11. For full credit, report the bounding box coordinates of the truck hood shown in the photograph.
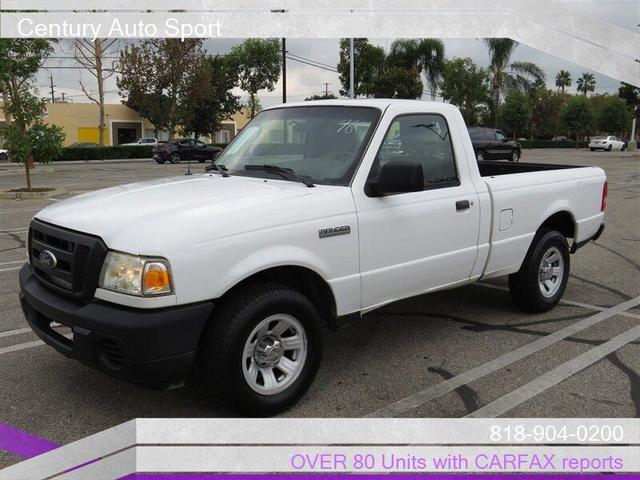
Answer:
[35,174,344,254]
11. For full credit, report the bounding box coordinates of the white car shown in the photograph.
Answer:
[121,138,158,147]
[19,100,606,415]
[0,148,8,161]
[589,136,626,152]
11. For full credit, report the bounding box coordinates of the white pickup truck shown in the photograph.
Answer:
[20,100,606,414]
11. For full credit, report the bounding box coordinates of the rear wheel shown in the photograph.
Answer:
[509,229,570,312]
[607,144,613,152]
[511,150,520,162]
[198,282,323,415]
[169,152,181,164]
[155,157,166,164]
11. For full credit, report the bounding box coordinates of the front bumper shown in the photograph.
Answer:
[19,265,214,389]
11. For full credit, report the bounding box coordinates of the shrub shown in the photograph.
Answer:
[56,143,228,161]
[520,140,588,149]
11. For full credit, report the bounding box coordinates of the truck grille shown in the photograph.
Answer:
[28,219,108,301]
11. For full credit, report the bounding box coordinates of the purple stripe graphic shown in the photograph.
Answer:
[119,475,640,480]
[0,423,59,459]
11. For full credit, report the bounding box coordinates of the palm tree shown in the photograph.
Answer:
[576,72,596,96]
[484,38,545,125]
[555,70,572,93]
[387,38,445,100]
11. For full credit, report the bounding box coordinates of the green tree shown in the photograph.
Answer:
[618,82,639,120]
[387,39,445,100]
[498,91,531,139]
[117,39,204,138]
[370,66,423,99]
[0,39,64,190]
[561,96,593,144]
[484,38,545,126]
[179,55,240,140]
[439,57,490,126]
[527,86,566,139]
[337,38,385,97]
[228,39,281,119]
[576,72,596,96]
[591,95,632,135]
[555,70,572,94]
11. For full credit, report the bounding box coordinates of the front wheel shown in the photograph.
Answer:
[169,153,181,164]
[198,283,323,415]
[508,229,570,312]
[607,144,613,152]
[511,150,520,162]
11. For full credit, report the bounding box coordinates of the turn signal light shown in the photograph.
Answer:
[143,262,172,295]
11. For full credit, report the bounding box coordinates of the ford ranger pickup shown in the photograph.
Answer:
[19,100,606,414]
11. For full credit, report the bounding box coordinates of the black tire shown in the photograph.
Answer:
[607,144,613,152]
[169,152,181,164]
[590,148,596,152]
[198,282,323,415]
[508,229,570,313]
[622,145,627,152]
[476,151,485,161]
[0,152,7,162]
[511,150,520,162]
[155,157,166,164]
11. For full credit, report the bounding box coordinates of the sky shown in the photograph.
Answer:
[34,0,639,109]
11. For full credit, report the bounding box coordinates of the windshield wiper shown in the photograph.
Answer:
[244,164,315,188]
[205,163,230,177]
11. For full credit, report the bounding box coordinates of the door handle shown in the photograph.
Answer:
[456,200,471,211]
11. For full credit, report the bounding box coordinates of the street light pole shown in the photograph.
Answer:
[349,38,355,99]
[282,38,287,103]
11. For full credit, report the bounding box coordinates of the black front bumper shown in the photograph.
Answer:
[19,265,214,389]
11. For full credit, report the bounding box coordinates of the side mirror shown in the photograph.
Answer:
[368,161,424,196]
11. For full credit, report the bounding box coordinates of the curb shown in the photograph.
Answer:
[0,158,154,168]
[0,187,67,200]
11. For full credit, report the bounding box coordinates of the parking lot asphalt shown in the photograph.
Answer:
[1,149,638,468]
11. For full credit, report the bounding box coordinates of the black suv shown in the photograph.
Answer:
[153,139,222,164]
[468,127,522,162]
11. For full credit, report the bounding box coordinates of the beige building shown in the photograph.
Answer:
[0,102,250,147]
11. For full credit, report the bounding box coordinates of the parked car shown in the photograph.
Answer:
[468,127,522,162]
[0,148,8,161]
[20,100,606,415]
[69,142,99,148]
[589,136,626,152]
[121,138,158,147]
[551,136,568,142]
[153,139,222,164]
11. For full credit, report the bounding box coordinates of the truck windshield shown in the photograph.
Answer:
[215,106,380,186]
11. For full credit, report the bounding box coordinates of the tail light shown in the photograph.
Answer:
[601,181,608,212]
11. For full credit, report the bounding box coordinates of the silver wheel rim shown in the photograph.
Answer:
[513,151,520,162]
[242,314,308,395]
[538,246,564,298]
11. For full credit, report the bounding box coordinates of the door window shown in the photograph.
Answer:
[194,140,206,148]
[371,114,459,190]
[495,131,508,142]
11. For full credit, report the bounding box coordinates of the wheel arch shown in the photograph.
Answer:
[217,264,338,329]
[538,210,576,240]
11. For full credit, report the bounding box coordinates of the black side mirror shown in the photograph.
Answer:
[369,161,424,196]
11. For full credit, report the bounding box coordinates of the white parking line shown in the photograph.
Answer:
[0,229,27,236]
[0,266,22,273]
[0,260,24,266]
[366,295,640,417]
[0,339,44,355]
[467,323,640,418]
[476,282,640,320]
[0,327,31,338]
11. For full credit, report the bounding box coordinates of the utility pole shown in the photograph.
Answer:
[349,38,355,98]
[282,38,287,103]
[324,83,330,96]
[49,74,55,104]
[61,92,66,103]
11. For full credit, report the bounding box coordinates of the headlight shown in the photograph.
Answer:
[99,251,172,296]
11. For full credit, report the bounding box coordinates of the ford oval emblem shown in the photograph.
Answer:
[39,250,57,269]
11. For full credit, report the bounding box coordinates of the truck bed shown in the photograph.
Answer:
[478,160,587,177]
